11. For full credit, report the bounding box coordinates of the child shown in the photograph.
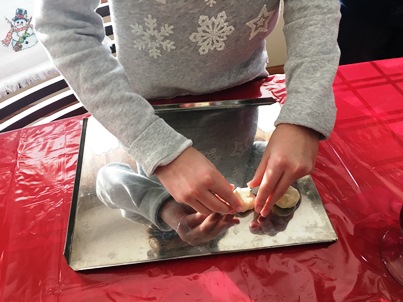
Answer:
[34,0,340,219]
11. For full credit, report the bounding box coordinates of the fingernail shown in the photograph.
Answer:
[250,222,258,229]
[236,206,243,213]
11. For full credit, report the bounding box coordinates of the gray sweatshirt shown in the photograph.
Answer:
[34,0,341,176]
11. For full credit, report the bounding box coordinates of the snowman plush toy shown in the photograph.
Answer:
[2,8,38,52]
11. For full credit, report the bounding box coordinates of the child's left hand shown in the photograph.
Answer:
[160,199,239,246]
[248,123,320,217]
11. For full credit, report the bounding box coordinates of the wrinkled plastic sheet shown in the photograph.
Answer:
[1,62,403,301]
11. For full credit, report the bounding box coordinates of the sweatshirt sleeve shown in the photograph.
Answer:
[276,0,341,139]
[33,0,192,176]
[96,163,173,231]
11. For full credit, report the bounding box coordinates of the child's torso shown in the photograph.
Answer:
[109,0,281,99]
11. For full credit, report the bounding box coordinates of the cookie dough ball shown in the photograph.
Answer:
[233,187,255,212]
[274,185,301,209]
[233,185,301,212]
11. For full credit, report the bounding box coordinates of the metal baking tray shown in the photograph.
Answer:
[65,100,337,271]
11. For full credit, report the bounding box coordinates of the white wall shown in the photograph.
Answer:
[266,14,287,67]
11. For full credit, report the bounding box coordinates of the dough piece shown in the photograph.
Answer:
[233,187,255,212]
[274,185,300,209]
[233,185,301,212]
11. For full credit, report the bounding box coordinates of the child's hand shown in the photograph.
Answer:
[155,147,242,214]
[160,199,239,246]
[248,124,319,217]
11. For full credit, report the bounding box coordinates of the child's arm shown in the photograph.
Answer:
[34,0,239,214]
[249,0,341,216]
[34,0,191,177]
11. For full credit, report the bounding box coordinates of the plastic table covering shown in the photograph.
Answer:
[1,59,403,301]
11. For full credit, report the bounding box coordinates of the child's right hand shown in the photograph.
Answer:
[160,199,239,246]
[155,147,242,214]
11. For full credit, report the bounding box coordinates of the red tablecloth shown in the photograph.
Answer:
[1,59,403,301]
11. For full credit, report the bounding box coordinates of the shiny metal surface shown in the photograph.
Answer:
[250,186,260,196]
[65,101,337,271]
[151,97,276,112]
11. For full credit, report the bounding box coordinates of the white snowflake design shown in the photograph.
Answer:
[189,11,234,55]
[205,0,216,7]
[130,15,175,58]
[204,148,222,165]
[138,0,166,3]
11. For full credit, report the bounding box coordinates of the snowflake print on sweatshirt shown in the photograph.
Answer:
[190,12,234,55]
[246,5,275,40]
[205,0,216,7]
[204,148,222,165]
[138,0,166,3]
[130,15,175,58]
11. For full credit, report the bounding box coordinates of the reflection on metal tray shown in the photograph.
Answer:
[65,101,337,271]
[151,97,276,112]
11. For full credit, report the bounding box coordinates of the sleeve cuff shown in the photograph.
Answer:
[274,97,337,140]
[128,117,193,176]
